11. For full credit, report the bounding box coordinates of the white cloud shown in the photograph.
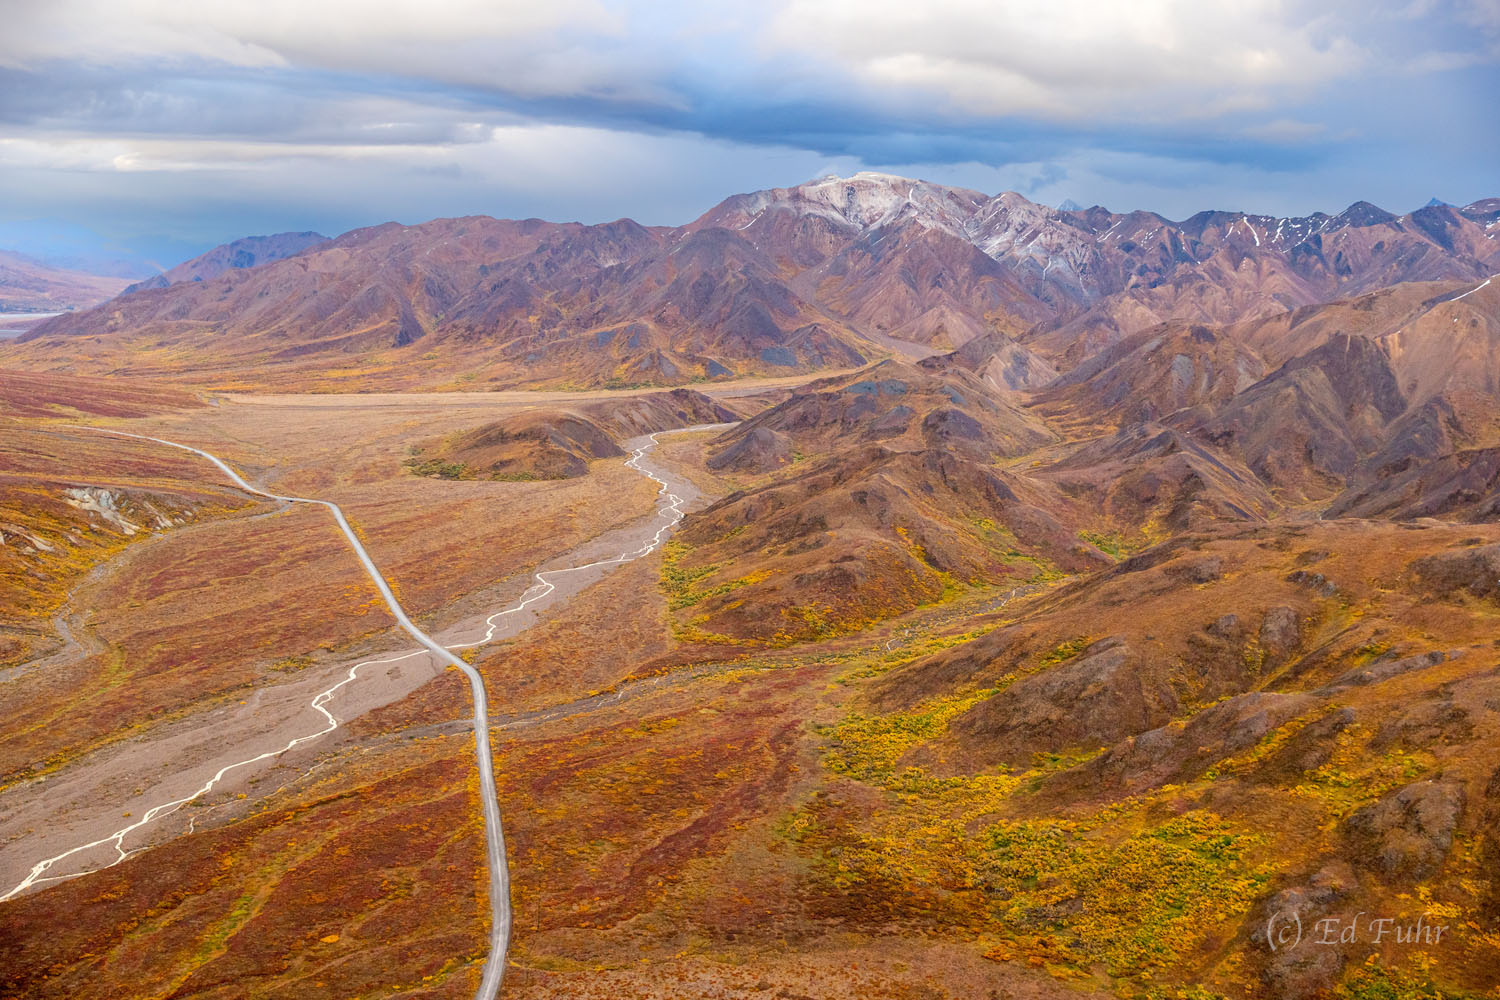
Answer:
[1,0,639,99]
[4,0,1489,123]
[765,0,1366,121]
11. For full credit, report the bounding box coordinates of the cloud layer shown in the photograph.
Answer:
[1,0,1495,267]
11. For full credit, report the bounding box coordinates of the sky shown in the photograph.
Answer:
[1,0,1497,273]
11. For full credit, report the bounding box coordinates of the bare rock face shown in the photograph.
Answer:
[1250,866,1355,1000]
[1164,554,1223,583]
[1372,688,1473,751]
[1410,542,1500,601]
[1259,606,1302,658]
[1327,649,1456,691]
[1205,612,1242,639]
[1480,765,1500,919]
[948,637,1178,765]
[1343,779,1466,883]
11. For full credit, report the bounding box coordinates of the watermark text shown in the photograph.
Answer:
[1266,910,1450,951]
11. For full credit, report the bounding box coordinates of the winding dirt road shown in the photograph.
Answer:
[1,423,724,999]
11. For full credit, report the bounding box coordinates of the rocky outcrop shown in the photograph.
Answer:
[949,638,1179,765]
[1343,779,1466,882]
[1410,542,1500,601]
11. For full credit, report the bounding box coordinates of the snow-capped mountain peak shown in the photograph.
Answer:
[695,172,990,237]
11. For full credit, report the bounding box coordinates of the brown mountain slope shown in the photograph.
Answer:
[994,276,1498,511]
[1327,443,1500,520]
[668,268,1499,641]
[919,330,1059,391]
[652,361,1096,645]
[1164,278,1500,503]
[803,224,1058,349]
[407,389,740,480]
[667,443,1101,646]
[10,216,869,389]
[1184,333,1410,501]
[1030,322,1266,431]
[1035,422,1278,532]
[1222,276,1497,370]
[706,360,1055,475]
[5,175,1496,389]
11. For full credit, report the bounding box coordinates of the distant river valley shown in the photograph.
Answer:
[0,312,61,338]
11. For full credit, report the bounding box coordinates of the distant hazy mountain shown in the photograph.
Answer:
[0,251,131,313]
[123,231,329,293]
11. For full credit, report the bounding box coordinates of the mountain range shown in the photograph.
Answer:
[8,173,1497,389]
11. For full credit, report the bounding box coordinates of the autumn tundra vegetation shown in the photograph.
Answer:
[2,175,1500,1000]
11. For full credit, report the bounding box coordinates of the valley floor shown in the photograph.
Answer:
[1,371,1497,1000]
